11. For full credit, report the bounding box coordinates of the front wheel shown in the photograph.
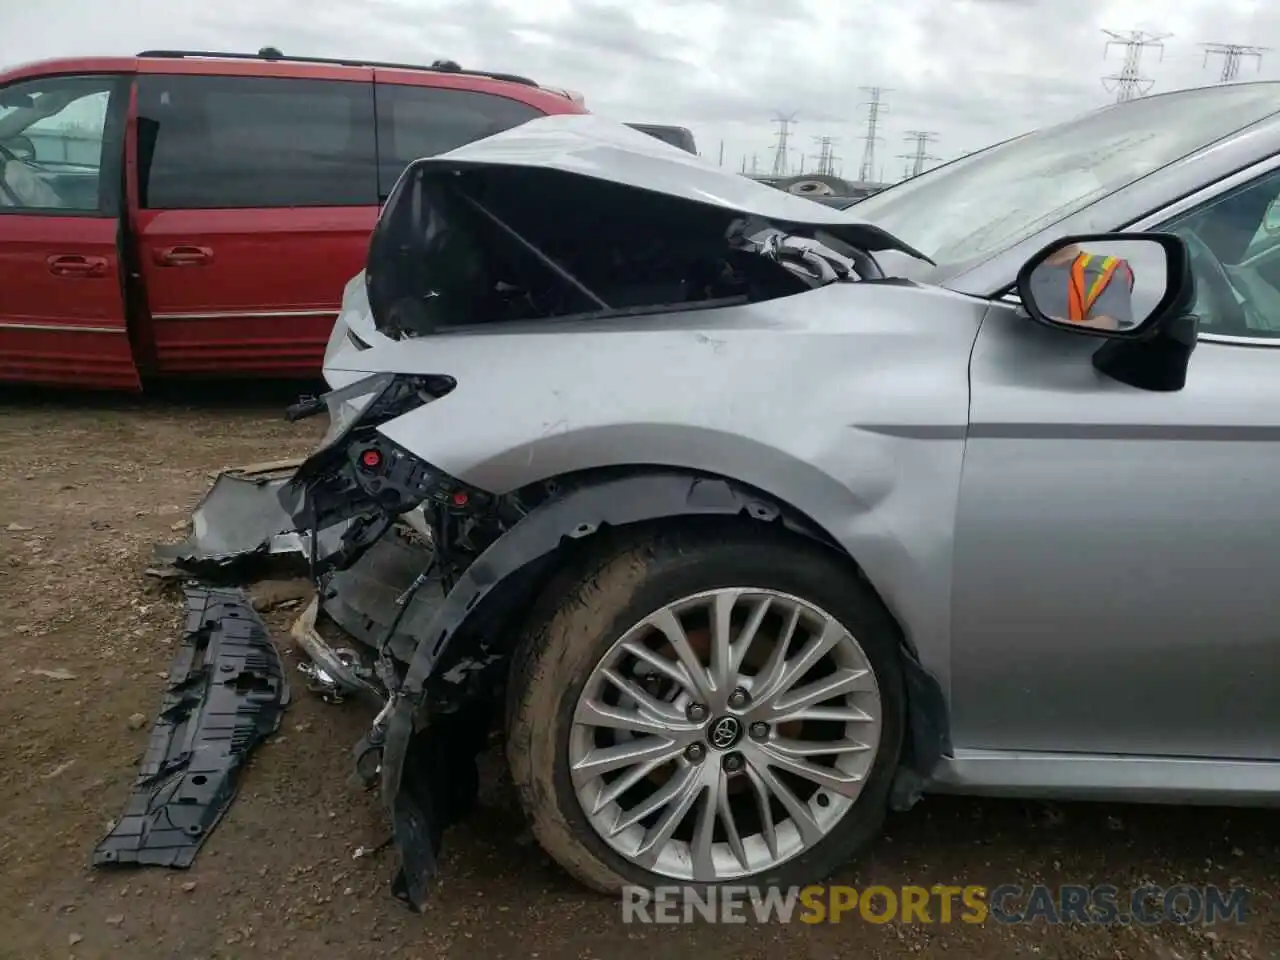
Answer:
[505,524,905,893]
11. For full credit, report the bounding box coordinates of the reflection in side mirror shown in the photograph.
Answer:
[1016,232,1192,341]
[1024,239,1160,333]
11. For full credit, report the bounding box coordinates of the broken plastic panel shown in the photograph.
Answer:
[154,463,350,578]
[92,586,290,869]
[318,533,443,665]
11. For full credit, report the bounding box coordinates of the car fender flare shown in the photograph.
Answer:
[400,471,827,702]
[379,468,949,799]
[376,469,949,909]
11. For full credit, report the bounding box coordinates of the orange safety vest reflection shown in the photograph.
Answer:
[1067,253,1123,323]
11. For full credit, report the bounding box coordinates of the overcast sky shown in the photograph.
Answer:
[1,0,1275,181]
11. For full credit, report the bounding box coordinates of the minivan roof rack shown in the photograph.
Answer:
[136,48,540,88]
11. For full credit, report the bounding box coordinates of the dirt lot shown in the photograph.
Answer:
[0,383,1276,960]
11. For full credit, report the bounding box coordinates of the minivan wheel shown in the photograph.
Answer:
[505,525,905,893]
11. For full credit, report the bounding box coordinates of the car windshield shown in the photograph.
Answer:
[850,83,1280,271]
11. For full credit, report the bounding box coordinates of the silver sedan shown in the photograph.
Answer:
[268,85,1280,906]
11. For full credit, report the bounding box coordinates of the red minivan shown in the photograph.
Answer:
[0,49,587,390]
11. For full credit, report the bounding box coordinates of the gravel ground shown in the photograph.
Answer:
[0,383,1276,960]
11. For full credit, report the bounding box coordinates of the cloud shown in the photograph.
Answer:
[0,0,1274,182]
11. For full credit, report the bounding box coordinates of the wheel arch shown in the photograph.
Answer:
[377,464,950,906]
[387,465,948,791]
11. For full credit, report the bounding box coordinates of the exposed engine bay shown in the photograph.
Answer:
[365,164,904,339]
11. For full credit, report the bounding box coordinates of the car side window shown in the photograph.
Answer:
[0,75,117,214]
[136,75,377,209]
[374,84,541,197]
[1157,167,1280,338]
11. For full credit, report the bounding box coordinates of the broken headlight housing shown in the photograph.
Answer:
[279,372,481,573]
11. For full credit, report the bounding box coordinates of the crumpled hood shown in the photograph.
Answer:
[388,114,930,263]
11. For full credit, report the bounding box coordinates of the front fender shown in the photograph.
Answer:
[377,469,949,910]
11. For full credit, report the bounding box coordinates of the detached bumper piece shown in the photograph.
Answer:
[93,586,290,869]
[152,461,351,581]
[153,465,302,577]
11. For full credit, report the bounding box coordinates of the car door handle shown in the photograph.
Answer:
[46,254,109,278]
[155,245,213,267]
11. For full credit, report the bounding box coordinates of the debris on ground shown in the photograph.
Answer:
[30,667,76,681]
[93,587,290,869]
[42,760,75,779]
[249,578,314,613]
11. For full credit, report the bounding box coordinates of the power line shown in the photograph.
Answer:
[858,86,889,183]
[1202,42,1268,82]
[1102,29,1170,102]
[811,135,840,176]
[770,113,798,177]
[898,130,940,178]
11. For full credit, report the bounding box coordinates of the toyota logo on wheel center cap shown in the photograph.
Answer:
[708,716,742,750]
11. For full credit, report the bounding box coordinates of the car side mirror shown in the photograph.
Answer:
[1016,232,1194,341]
[0,90,34,110]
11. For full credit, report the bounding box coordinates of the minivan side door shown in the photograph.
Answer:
[130,66,378,377]
[0,72,137,389]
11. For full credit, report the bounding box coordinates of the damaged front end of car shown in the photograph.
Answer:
[269,371,506,906]
[150,114,938,910]
[269,366,577,909]
[270,383,818,911]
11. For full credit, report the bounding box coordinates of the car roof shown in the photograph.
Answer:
[0,49,586,111]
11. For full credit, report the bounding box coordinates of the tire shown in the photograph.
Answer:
[505,522,905,894]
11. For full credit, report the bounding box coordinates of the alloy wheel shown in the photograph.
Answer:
[567,587,883,881]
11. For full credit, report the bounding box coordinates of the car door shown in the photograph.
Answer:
[950,158,1280,763]
[0,72,138,389]
[130,69,378,377]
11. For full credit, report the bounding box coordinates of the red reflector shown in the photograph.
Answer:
[451,490,469,507]
[360,449,382,468]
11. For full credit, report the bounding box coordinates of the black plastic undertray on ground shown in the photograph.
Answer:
[92,585,290,869]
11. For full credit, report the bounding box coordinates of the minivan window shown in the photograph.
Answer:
[851,83,1280,271]
[625,124,697,155]
[0,76,116,213]
[375,84,541,196]
[137,75,377,209]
